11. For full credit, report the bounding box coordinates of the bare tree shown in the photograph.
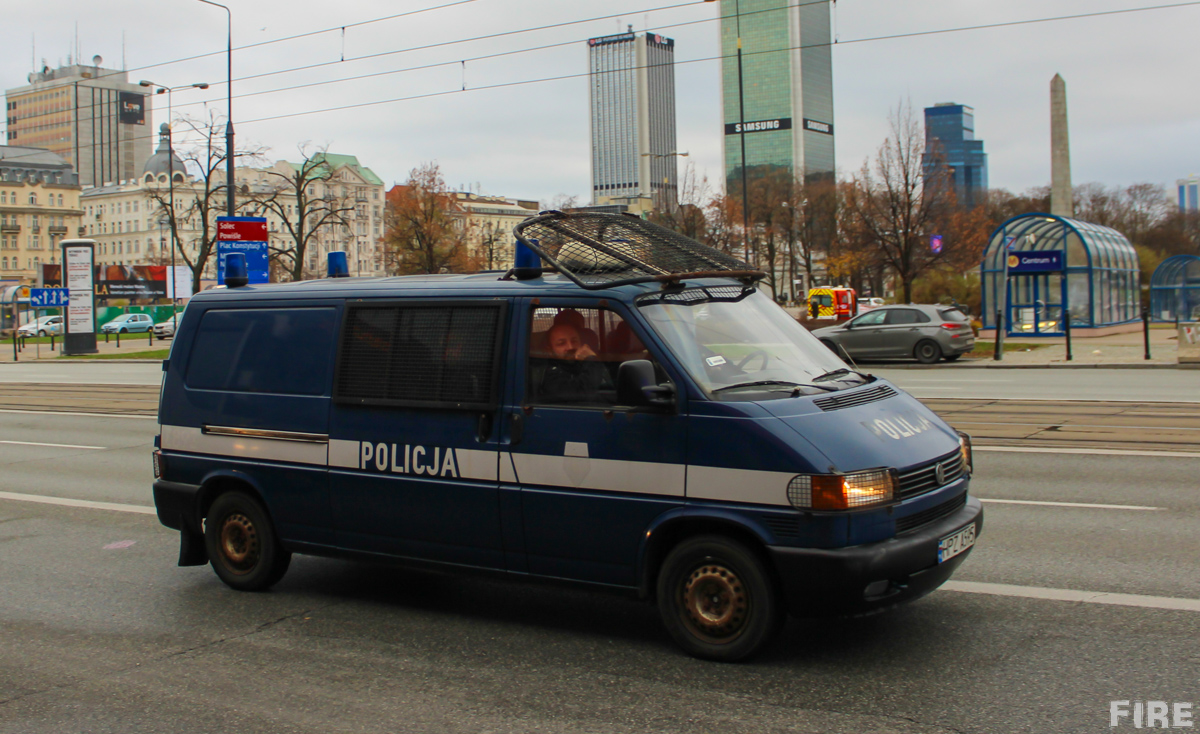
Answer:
[846,100,960,303]
[248,145,355,282]
[143,112,264,293]
[383,162,466,275]
[650,161,711,241]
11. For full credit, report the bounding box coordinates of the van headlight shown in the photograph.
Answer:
[787,469,895,510]
[957,431,973,474]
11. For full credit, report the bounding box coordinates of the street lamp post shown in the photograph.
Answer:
[640,151,689,213]
[139,80,208,317]
[196,0,234,217]
[706,0,750,263]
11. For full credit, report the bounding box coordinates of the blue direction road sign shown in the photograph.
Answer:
[29,288,69,307]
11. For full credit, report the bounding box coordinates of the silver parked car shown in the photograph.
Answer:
[153,314,182,339]
[811,304,975,363]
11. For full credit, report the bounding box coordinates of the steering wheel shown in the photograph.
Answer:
[734,350,770,372]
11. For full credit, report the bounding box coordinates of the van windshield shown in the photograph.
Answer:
[638,287,865,399]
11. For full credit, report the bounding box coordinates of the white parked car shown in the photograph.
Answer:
[857,297,885,315]
[17,315,64,337]
[153,314,183,339]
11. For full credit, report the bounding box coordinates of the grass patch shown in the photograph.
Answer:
[59,348,170,360]
[967,341,1048,358]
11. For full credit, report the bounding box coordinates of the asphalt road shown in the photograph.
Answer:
[1,412,1199,733]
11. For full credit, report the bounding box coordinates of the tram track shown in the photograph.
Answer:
[0,384,1196,453]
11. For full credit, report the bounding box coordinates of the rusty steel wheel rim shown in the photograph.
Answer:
[680,563,749,643]
[219,513,260,574]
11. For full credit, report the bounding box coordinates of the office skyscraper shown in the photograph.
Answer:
[923,102,988,209]
[588,30,678,211]
[717,0,835,190]
[5,60,152,188]
[1178,175,1199,213]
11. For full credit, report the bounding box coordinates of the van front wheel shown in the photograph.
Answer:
[204,491,291,591]
[656,536,782,662]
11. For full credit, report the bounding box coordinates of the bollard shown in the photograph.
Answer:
[11,330,16,362]
[1143,308,1151,360]
[50,333,55,351]
[149,328,153,346]
[993,310,1004,361]
[1064,314,1072,361]
[105,332,109,344]
[116,330,120,348]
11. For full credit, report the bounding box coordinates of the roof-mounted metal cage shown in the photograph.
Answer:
[513,211,765,290]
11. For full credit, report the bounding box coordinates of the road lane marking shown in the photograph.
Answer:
[0,491,156,515]
[0,408,155,420]
[975,445,1200,459]
[0,440,106,450]
[956,420,1200,431]
[943,581,1200,613]
[980,498,1164,511]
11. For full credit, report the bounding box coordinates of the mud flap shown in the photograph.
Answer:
[178,526,209,566]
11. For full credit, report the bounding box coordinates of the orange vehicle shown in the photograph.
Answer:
[806,287,857,320]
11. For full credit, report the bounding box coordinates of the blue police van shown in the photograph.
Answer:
[152,212,982,661]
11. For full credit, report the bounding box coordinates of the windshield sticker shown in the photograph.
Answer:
[863,414,935,440]
[706,355,727,367]
[359,442,459,477]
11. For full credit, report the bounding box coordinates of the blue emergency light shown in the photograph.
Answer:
[327,251,349,278]
[225,253,249,288]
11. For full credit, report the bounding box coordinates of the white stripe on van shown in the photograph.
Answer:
[687,465,793,507]
[455,448,499,482]
[510,452,685,497]
[160,425,328,466]
[328,439,361,469]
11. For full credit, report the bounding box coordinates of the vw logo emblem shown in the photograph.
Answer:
[935,461,947,485]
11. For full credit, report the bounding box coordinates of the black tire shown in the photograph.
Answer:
[944,354,961,362]
[119,327,127,334]
[819,339,839,354]
[914,340,942,364]
[37,330,46,337]
[204,491,291,591]
[656,535,782,662]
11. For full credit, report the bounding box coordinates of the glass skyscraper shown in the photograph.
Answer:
[588,31,678,210]
[923,103,988,208]
[717,0,835,189]
[1178,175,1199,213]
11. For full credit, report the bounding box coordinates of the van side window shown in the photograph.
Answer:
[527,307,659,407]
[186,308,336,395]
[335,302,505,410]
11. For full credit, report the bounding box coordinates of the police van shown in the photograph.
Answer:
[152,212,982,662]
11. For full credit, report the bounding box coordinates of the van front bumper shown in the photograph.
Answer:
[767,496,983,617]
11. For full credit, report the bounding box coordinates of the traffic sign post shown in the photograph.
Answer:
[216,217,269,286]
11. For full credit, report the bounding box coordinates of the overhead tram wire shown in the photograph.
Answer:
[6,0,1200,166]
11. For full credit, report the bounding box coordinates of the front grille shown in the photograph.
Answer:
[813,384,896,411]
[896,450,965,500]
[896,492,967,535]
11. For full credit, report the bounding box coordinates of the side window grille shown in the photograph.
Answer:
[335,302,504,410]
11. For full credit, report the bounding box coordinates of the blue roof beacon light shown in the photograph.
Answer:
[327,251,349,278]
[225,252,249,288]
[513,239,542,280]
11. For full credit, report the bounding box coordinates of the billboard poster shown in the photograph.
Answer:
[94,264,168,300]
[65,245,94,333]
[118,92,146,125]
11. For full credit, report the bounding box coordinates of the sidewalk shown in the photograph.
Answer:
[906,326,1188,369]
[0,333,165,363]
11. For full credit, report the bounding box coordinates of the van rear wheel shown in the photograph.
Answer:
[656,535,782,662]
[204,491,291,591]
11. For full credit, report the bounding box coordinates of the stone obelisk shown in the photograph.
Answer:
[1050,74,1074,218]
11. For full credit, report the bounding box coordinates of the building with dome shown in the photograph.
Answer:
[0,145,83,284]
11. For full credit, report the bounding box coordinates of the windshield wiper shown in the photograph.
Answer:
[812,368,872,383]
[712,380,837,394]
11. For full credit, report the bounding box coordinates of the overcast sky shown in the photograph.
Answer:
[5,0,1197,204]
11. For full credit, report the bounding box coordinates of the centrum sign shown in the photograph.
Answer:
[216,216,269,285]
[1007,250,1064,274]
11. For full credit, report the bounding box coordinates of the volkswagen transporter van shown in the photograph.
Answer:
[152,212,982,661]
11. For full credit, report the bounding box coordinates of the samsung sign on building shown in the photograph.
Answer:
[725,118,793,135]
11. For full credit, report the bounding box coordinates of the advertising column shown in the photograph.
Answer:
[61,240,98,355]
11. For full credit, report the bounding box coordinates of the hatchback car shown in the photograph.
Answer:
[101,313,154,334]
[812,304,975,363]
[17,315,63,337]
[153,314,182,339]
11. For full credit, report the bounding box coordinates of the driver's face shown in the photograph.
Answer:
[548,325,583,359]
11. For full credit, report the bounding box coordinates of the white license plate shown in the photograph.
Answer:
[938,523,976,563]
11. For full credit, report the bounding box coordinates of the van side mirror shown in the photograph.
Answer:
[617,360,675,410]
